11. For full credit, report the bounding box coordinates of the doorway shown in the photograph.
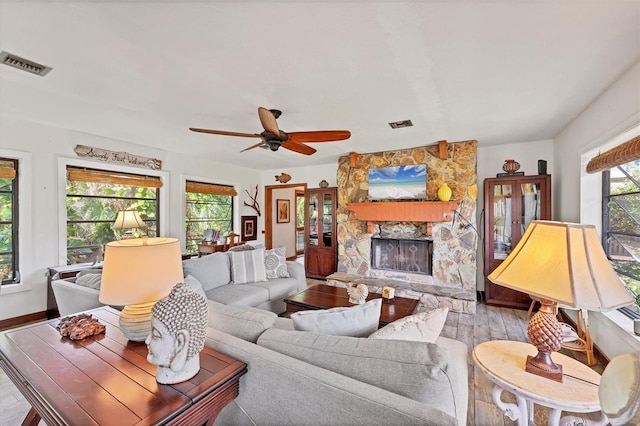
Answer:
[264,183,307,260]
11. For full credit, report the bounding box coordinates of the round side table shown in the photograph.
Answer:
[473,340,607,426]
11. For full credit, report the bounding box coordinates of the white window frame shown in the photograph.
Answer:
[579,123,640,352]
[58,157,170,266]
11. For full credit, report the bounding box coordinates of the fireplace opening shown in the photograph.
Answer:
[370,238,433,275]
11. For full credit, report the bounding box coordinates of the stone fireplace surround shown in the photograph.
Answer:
[327,141,478,314]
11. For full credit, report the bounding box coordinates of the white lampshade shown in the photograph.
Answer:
[112,210,147,230]
[100,237,183,306]
[488,221,633,311]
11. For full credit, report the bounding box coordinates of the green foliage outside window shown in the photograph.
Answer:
[66,180,158,264]
[0,176,14,282]
[185,192,232,254]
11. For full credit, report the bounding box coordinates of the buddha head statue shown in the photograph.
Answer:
[146,282,208,384]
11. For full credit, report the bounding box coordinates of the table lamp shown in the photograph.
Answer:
[488,221,633,382]
[112,210,147,238]
[99,237,184,341]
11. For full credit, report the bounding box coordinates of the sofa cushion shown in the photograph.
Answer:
[228,248,268,284]
[369,307,449,343]
[74,273,102,290]
[290,298,381,337]
[182,252,230,291]
[205,284,270,307]
[207,300,276,343]
[257,328,459,415]
[249,277,298,300]
[265,247,290,279]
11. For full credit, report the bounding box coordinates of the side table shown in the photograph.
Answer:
[473,340,607,426]
[0,306,247,425]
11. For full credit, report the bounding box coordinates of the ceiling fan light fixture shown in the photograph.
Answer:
[389,120,413,129]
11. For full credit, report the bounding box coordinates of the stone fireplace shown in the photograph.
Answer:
[327,141,478,314]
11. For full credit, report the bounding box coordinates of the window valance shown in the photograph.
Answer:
[0,160,16,180]
[67,167,162,188]
[586,135,640,174]
[186,181,237,196]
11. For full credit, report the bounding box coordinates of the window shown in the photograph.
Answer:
[602,159,640,315]
[185,181,235,255]
[0,159,18,284]
[66,166,160,264]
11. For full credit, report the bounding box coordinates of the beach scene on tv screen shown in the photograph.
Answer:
[368,165,427,200]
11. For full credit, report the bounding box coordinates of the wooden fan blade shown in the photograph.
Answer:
[189,128,261,138]
[282,141,317,155]
[286,130,351,144]
[241,141,267,152]
[258,107,280,135]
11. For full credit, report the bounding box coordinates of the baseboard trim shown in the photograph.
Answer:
[0,311,48,331]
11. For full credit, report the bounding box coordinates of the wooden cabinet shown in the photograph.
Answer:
[304,187,337,279]
[484,174,551,309]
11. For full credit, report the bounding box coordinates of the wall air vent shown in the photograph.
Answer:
[389,120,413,129]
[0,51,52,77]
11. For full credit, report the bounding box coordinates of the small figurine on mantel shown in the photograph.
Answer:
[146,282,208,384]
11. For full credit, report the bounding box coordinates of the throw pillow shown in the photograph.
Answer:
[228,248,268,284]
[74,273,102,290]
[184,274,207,300]
[228,244,255,252]
[290,298,381,337]
[207,300,277,343]
[265,247,290,279]
[368,307,449,343]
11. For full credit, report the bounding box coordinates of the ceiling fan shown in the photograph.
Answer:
[189,107,351,155]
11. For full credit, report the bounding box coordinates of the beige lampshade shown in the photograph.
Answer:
[99,237,183,306]
[112,210,147,230]
[488,221,634,311]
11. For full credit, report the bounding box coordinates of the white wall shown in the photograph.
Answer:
[261,163,338,190]
[0,116,262,320]
[554,60,640,223]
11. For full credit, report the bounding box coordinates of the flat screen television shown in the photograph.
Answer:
[368,164,427,200]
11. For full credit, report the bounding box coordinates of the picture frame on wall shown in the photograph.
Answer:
[241,216,257,241]
[277,199,290,223]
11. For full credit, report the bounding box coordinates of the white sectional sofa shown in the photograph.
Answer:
[51,248,306,316]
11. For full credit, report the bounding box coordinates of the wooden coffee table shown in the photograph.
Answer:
[284,283,419,327]
[0,306,247,426]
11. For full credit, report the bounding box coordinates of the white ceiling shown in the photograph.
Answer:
[1,1,639,170]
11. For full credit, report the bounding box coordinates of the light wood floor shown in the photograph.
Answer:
[0,302,605,426]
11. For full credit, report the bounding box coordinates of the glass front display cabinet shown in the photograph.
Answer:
[484,174,551,309]
[304,187,337,279]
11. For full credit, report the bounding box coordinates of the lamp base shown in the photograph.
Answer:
[526,298,564,382]
[119,301,155,342]
[526,353,563,382]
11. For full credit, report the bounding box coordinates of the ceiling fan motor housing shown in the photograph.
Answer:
[267,140,283,151]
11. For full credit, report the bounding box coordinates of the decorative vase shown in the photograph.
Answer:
[502,159,521,174]
[319,179,329,188]
[438,183,452,201]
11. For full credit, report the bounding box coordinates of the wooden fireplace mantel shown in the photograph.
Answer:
[346,201,460,223]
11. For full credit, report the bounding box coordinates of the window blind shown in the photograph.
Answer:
[67,167,162,188]
[586,135,640,174]
[186,181,237,196]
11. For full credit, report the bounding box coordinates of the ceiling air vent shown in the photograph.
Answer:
[0,51,52,77]
[389,120,413,129]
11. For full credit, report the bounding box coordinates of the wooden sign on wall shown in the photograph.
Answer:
[74,145,162,170]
